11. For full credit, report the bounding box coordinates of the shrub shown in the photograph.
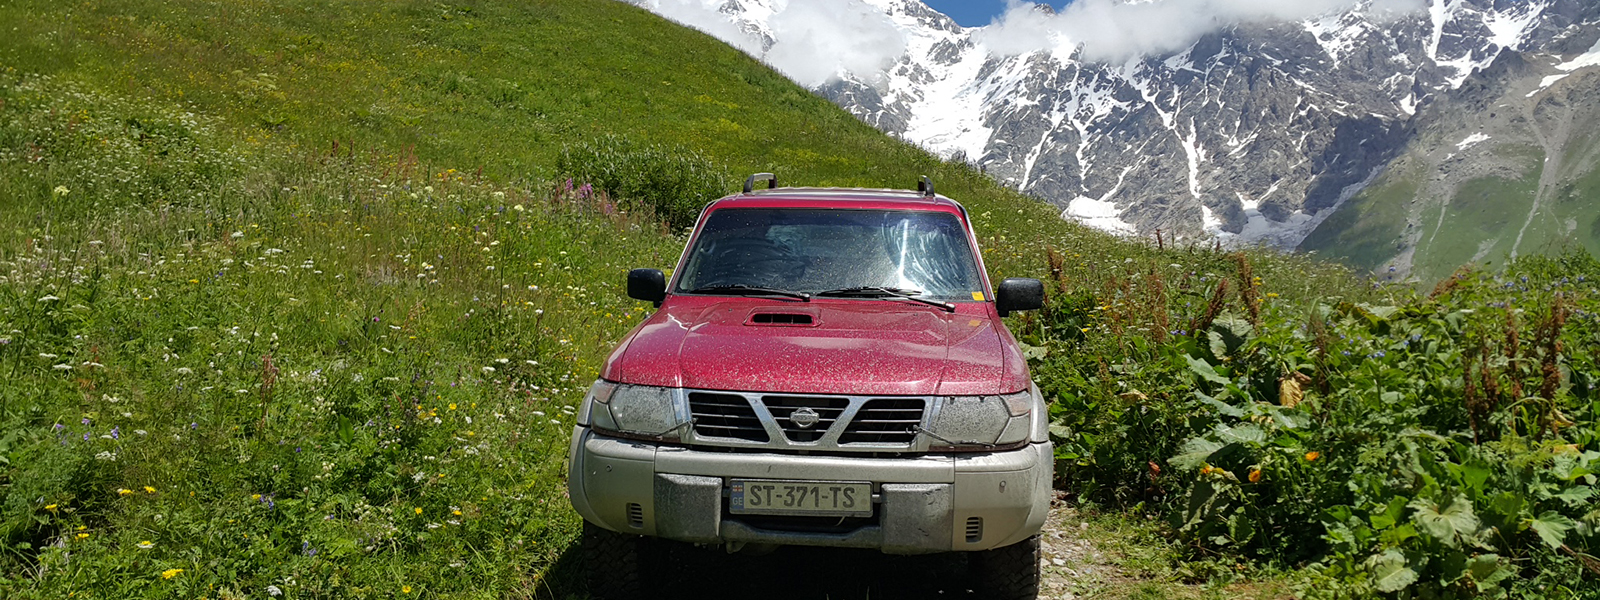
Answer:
[555,136,734,229]
[1033,250,1600,598]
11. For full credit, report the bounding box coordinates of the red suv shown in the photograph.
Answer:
[568,175,1051,598]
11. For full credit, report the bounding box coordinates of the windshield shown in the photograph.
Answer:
[674,208,985,301]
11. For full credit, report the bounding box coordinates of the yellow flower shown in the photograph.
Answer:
[448,403,457,411]
[403,585,413,593]
[414,507,423,515]
[1305,451,1321,462]
[252,494,263,501]
[76,533,90,540]
[161,568,183,579]
[44,504,58,512]
[1248,469,1262,483]
[137,540,155,549]
[144,486,156,494]
[117,488,133,496]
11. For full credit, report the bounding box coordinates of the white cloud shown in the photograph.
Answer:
[646,0,766,55]
[633,0,907,87]
[976,0,1428,63]
[766,0,907,87]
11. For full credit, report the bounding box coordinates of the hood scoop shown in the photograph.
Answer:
[747,312,816,326]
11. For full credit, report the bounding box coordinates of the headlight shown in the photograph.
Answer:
[926,390,1033,451]
[583,381,686,441]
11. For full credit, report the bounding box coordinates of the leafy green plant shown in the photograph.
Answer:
[555,135,734,229]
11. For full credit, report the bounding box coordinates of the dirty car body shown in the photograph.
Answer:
[567,177,1050,596]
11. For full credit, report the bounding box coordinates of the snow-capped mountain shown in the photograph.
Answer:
[631,0,1600,257]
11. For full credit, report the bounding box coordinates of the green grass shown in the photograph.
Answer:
[1299,163,1416,272]
[1415,173,1539,279]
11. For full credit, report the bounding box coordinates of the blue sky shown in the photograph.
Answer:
[922,1,1072,27]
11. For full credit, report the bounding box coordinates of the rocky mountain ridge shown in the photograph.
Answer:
[632,0,1600,267]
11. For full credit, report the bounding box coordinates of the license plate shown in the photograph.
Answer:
[729,479,873,517]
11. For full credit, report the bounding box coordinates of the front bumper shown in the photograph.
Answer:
[567,427,1052,554]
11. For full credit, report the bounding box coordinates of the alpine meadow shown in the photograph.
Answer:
[0,0,1596,598]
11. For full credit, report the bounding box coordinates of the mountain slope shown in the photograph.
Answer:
[1303,39,1600,280]
[636,0,1600,266]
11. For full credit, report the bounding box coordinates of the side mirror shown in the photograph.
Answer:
[995,278,1045,317]
[627,269,666,306]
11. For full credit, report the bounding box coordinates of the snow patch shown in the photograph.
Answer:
[1455,133,1490,151]
[1063,196,1137,235]
[1555,38,1600,71]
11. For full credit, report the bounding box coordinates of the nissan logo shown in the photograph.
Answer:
[790,407,821,429]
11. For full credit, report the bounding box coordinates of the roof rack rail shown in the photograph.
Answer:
[917,176,934,198]
[743,173,777,194]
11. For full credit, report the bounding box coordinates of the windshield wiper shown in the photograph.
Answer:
[687,284,810,301]
[815,286,955,312]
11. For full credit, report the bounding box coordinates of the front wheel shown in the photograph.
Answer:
[969,535,1041,600]
[581,521,660,599]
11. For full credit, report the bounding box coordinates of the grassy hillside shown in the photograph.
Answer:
[0,1,1596,599]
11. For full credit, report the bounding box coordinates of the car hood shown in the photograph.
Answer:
[603,298,1029,396]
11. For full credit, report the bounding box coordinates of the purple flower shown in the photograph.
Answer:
[110,427,120,440]
[190,422,198,429]
[53,423,65,431]
[82,417,91,425]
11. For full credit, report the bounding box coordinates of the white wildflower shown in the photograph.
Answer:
[52,185,70,198]
[231,231,245,239]
[53,363,72,371]
[481,366,496,373]
[266,585,283,597]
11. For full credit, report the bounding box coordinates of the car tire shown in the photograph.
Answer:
[581,520,659,599]
[969,535,1041,600]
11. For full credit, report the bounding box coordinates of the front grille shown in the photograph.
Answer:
[688,392,769,442]
[761,395,848,442]
[839,398,925,444]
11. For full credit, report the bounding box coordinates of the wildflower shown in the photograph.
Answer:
[231,231,245,239]
[52,185,70,198]
[403,585,413,594]
[449,403,457,411]
[53,363,72,371]
[266,585,283,596]
[1305,451,1321,462]
[144,486,156,494]
[161,568,183,579]
[137,540,155,549]
[44,504,58,512]
[414,507,423,514]
[76,533,90,539]
[513,204,525,212]
[118,488,133,496]
[1248,469,1262,483]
